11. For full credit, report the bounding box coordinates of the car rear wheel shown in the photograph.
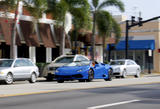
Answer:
[104,69,112,81]
[57,80,64,83]
[86,69,94,82]
[135,69,140,78]
[29,73,37,83]
[5,73,13,85]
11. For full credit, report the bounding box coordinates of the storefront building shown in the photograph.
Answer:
[0,1,70,63]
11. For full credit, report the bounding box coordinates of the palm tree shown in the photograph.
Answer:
[96,11,121,61]
[89,0,125,61]
[0,0,47,59]
[47,0,91,55]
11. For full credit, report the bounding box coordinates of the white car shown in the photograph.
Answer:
[42,54,90,81]
[0,58,39,84]
[110,59,141,78]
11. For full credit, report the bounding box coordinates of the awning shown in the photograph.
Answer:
[20,20,40,47]
[54,27,71,48]
[107,40,155,50]
[0,17,21,45]
[38,23,56,48]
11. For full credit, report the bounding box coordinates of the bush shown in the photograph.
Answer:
[36,63,50,77]
[103,60,109,64]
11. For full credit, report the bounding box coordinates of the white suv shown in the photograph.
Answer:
[42,54,90,81]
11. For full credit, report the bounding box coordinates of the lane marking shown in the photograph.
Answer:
[87,99,140,109]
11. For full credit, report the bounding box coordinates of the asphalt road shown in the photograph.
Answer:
[0,83,160,109]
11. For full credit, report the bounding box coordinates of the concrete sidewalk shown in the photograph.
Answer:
[0,74,160,98]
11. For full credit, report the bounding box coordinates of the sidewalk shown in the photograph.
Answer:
[0,74,160,98]
[141,72,160,77]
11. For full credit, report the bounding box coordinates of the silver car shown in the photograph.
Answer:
[42,54,90,81]
[0,58,39,84]
[110,59,141,78]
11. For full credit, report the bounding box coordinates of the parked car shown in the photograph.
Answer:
[109,59,141,78]
[55,61,112,83]
[42,54,90,81]
[0,58,39,84]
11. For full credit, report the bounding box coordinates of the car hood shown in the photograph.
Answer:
[56,65,90,75]
[0,67,11,71]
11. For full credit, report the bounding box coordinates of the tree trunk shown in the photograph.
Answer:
[59,22,65,55]
[10,1,19,59]
[91,12,96,61]
[103,36,106,63]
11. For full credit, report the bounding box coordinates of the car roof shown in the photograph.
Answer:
[0,58,30,60]
[111,59,134,61]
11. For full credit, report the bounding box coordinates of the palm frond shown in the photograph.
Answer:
[91,0,99,9]
[111,17,121,43]
[96,10,112,36]
[98,0,124,12]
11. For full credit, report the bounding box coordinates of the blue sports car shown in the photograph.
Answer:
[55,61,113,83]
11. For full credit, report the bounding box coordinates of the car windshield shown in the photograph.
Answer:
[55,57,74,63]
[110,61,125,65]
[0,60,14,67]
[64,61,90,67]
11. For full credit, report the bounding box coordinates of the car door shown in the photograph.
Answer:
[13,59,29,79]
[93,63,105,79]
[126,61,137,75]
[126,61,132,75]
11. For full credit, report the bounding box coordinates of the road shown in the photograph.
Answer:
[1,75,160,97]
[0,82,160,109]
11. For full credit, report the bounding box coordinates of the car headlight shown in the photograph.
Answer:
[55,70,59,73]
[0,72,4,74]
[114,67,120,72]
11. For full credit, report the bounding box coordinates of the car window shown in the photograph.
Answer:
[55,57,74,63]
[14,60,24,67]
[0,60,13,67]
[76,56,89,62]
[110,61,125,65]
[23,59,34,66]
[127,61,135,65]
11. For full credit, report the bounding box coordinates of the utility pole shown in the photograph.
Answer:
[125,16,160,59]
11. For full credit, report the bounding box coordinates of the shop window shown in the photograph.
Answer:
[18,44,29,58]
[36,46,46,63]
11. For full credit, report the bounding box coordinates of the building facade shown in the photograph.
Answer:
[107,15,160,73]
[0,1,70,63]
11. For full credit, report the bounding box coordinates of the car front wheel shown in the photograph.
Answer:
[5,73,13,84]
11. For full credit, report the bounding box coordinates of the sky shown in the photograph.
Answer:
[105,0,160,20]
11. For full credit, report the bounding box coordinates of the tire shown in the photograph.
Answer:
[86,69,94,82]
[104,69,112,81]
[5,73,13,85]
[115,76,120,78]
[79,79,85,82]
[135,69,140,78]
[29,73,37,83]
[57,80,64,83]
[122,70,127,78]
[46,73,54,81]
